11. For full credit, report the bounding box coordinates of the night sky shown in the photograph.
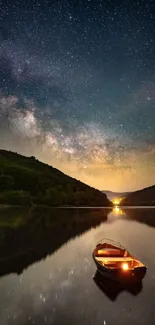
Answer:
[0,0,155,191]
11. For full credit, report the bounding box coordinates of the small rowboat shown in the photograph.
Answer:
[92,238,147,283]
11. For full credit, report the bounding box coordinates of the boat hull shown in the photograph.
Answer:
[93,253,146,284]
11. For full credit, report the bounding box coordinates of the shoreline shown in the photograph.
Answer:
[0,204,155,209]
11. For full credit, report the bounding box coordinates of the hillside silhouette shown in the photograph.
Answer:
[121,185,155,206]
[0,150,111,207]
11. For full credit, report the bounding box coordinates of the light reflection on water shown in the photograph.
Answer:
[0,207,155,324]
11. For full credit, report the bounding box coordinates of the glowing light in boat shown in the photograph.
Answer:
[98,249,104,255]
[122,263,128,271]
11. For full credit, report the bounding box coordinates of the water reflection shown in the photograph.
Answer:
[113,206,123,215]
[0,207,155,324]
[123,208,155,228]
[0,206,155,278]
[93,271,143,301]
[0,207,111,277]
[108,206,155,229]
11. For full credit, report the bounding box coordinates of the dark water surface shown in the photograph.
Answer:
[0,206,155,325]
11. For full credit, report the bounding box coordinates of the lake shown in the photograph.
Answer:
[0,206,155,325]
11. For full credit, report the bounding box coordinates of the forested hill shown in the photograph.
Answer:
[0,150,111,206]
[121,185,155,206]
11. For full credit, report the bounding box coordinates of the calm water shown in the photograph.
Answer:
[0,206,155,325]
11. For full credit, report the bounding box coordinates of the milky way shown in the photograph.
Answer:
[0,0,155,191]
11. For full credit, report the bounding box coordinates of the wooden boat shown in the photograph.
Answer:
[92,238,147,283]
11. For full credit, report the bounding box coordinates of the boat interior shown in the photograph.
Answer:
[94,243,145,270]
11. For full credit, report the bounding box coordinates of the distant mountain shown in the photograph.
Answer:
[0,150,111,207]
[121,185,155,206]
[102,190,131,201]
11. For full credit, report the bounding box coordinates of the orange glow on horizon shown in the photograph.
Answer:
[113,198,122,205]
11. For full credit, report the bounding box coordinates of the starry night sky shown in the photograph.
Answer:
[0,0,155,191]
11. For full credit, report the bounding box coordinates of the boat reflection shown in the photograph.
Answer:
[93,271,143,301]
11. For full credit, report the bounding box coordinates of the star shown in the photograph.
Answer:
[0,0,154,192]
